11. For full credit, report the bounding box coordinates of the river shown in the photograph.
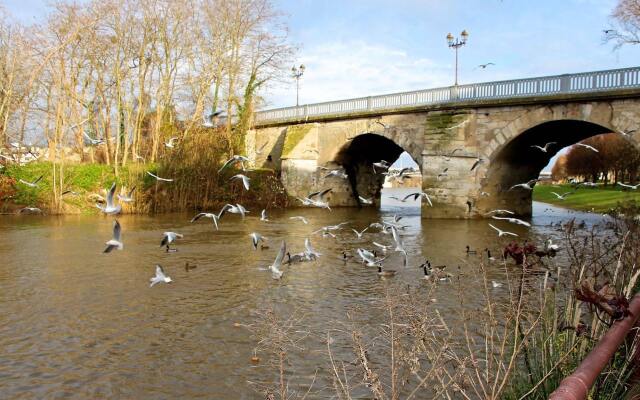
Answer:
[0,189,608,398]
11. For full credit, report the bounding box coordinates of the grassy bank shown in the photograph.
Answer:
[0,160,286,214]
[533,183,640,212]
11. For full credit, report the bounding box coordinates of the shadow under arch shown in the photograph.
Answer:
[478,119,634,216]
[333,133,421,206]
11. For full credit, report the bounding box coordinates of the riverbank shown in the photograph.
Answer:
[0,161,287,214]
[532,183,640,213]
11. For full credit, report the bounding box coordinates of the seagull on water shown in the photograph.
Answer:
[250,232,267,250]
[489,223,518,237]
[191,212,220,230]
[103,220,123,253]
[352,227,369,239]
[219,203,249,219]
[150,265,172,287]
[96,182,122,215]
[268,241,286,280]
[218,155,250,173]
[509,179,538,191]
[161,232,183,251]
[491,216,531,227]
[117,186,136,203]
[530,142,557,153]
[147,171,174,182]
[230,174,250,190]
[19,174,43,188]
[260,209,269,221]
[575,143,599,153]
[289,216,309,224]
[403,191,433,206]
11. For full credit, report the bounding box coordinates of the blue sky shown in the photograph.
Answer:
[4,0,637,170]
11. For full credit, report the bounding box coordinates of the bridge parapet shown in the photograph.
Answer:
[255,67,640,126]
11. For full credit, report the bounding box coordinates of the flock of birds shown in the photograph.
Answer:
[9,129,639,286]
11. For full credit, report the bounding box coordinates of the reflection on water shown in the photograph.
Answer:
[0,189,607,398]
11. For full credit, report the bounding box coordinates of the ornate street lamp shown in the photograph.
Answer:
[447,30,469,86]
[291,64,305,106]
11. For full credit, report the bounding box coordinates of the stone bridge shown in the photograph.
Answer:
[247,67,640,218]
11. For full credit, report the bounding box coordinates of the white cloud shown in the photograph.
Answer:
[262,40,452,109]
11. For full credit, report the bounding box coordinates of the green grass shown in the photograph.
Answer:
[1,161,149,213]
[533,183,640,212]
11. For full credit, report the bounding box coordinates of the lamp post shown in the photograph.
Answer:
[291,64,305,106]
[446,30,469,86]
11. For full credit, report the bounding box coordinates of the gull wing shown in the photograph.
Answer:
[403,192,420,201]
[218,157,237,173]
[113,220,121,241]
[273,241,286,268]
[106,182,116,208]
[191,213,205,222]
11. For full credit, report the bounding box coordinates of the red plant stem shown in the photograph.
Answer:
[549,294,640,400]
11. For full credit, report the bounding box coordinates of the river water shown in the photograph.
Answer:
[0,189,607,399]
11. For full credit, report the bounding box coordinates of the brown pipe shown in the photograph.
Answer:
[549,294,640,400]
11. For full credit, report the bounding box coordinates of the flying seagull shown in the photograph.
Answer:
[575,143,599,153]
[219,203,249,219]
[96,182,122,215]
[190,212,220,230]
[618,182,640,190]
[164,137,179,149]
[485,209,515,216]
[150,265,173,287]
[103,220,123,253]
[203,110,223,127]
[509,179,538,191]
[550,191,574,200]
[372,160,390,173]
[268,241,287,280]
[403,191,433,206]
[531,142,557,153]
[260,209,269,221]
[147,171,174,182]
[83,132,106,146]
[437,168,449,180]
[476,62,495,69]
[470,157,485,172]
[491,216,531,227]
[218,155,250,173]
[19,175,43,188]
[358,196,373,205]
[230,174,250,190]
[161,231,183,251]
[304,238,321,259]
[488,223,518,237]
[289,216,309,224]
[352,227,369,239]
[320,167,348,179]
[117,186,136,203]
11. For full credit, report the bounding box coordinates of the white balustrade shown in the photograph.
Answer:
[254,67,640,124]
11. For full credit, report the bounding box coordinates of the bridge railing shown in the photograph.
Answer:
[254,66,640,124]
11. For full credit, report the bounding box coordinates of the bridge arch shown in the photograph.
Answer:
[477,105,640,216]
[330,132,422,206]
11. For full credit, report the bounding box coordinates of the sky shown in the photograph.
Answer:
[3,0,637,170]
